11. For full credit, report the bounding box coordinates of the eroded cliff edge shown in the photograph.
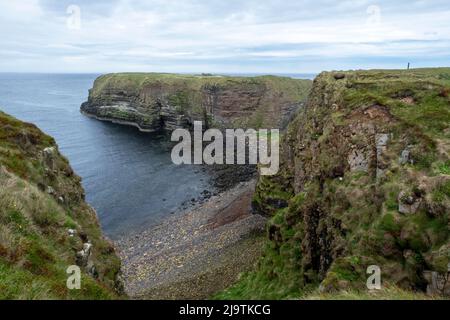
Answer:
[0,111,123,299]
[219,68,450,299]
[81,73,312,131]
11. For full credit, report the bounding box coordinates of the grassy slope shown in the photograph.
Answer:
[216,68,450,300]
[88,73,312,129]
[0,111,122,299]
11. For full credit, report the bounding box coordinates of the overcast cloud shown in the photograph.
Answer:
[1,0,449,73]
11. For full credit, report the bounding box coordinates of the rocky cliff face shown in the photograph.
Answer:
[81,73,312,131]
[0,111,123,299]
[220,69,450,299]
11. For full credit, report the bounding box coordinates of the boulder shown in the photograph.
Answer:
[399,146,413,165]
[76,242,93,268]
[398,191,422,215]
[375,133,390,178]
[43,147,57,170]
[76,242,97,277]
[423,270,450,296]
[348,149,369,172]
[46,186,55,195]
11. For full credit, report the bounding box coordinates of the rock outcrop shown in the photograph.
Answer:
[81,73,312,131]
[224,68,450,299]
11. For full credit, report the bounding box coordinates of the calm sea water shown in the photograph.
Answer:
[0,73,213,238]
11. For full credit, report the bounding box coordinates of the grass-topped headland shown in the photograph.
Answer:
[81,73,312,131]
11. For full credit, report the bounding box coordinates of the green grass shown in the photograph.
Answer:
[304,285,440,300]
[92,73,311,100]
[379,213,401,233]
[435,161,450,175]
[0,110,122,300]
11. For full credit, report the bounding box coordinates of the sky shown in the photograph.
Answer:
[1,0,450,74]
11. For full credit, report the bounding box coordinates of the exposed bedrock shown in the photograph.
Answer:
[248,68,450,298]
[80,73,312,131]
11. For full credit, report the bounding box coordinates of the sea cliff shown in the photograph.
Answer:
[81,73,312,131]
[219,68,450,299]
